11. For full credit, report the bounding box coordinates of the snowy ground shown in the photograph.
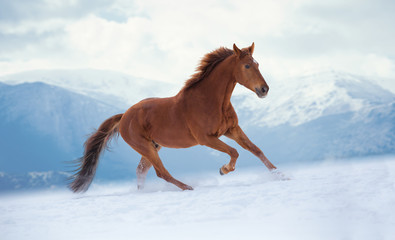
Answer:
[1,156,395,240]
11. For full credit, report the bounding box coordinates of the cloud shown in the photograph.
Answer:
[0,0,112,22]
[59,0,299,81]
[0,0,394,88]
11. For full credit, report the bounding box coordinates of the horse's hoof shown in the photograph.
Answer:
[271,169,291,181]
[219,168,225,175]
[184,185,194,190]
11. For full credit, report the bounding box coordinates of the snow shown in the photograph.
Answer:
[1,156,395,240]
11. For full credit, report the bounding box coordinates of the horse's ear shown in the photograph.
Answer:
[249,42,255,55]
[233,43,241,57]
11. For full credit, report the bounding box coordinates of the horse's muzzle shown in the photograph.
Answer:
[255,86,269,98]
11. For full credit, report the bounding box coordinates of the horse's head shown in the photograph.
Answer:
[232,43,269,98]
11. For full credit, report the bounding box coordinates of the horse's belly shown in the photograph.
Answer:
[151,125,198,148]
[156,138,197,148]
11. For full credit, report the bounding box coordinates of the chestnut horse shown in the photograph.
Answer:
[69,43,279,192]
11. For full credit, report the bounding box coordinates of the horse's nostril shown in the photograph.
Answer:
[255,86,269,98]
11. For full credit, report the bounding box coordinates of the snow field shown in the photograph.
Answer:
[1,156,395,240]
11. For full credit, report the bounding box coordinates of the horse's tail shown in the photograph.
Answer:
[69,113,124,193]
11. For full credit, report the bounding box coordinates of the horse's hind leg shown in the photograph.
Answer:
[148,151,193,190]
[136,143,161,190]
[129,138,193,190]
[136,157,152,190]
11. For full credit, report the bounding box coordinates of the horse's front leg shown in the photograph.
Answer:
[198,136,239,175]
[225,125,277,171]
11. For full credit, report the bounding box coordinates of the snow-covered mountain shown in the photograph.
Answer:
[0,81,144,191]
[0,81,121,150]
[233,70,395,127]
[0,69,177,108]
[0,171,70,191]
[0,69,394,191]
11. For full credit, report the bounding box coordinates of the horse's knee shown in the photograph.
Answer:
[154,169,162,178]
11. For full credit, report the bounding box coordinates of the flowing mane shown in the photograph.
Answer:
[182,47,234,90]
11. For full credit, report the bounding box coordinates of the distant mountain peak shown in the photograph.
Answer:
[0,69,177,108]
[233,70,395,127]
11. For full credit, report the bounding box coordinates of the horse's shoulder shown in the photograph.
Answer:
[224,104,238,126]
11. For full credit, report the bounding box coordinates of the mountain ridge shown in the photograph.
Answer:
[0,69,394,191]
[233,70,395,127]
[0,69,177,108]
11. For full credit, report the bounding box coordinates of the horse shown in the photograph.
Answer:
[69,43,281,192]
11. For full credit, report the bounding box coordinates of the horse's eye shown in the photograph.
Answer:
[245,64,250,69]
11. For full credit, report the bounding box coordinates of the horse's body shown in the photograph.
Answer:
[69,43,278,192]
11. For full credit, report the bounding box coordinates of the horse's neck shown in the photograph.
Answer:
[193,57,236,110]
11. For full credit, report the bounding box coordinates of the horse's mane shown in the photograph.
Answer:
[182,47,235,90]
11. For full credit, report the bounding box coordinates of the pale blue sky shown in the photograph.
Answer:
[0,0,394,86]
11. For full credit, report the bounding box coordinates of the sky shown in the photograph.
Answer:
[0,0,394,86]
